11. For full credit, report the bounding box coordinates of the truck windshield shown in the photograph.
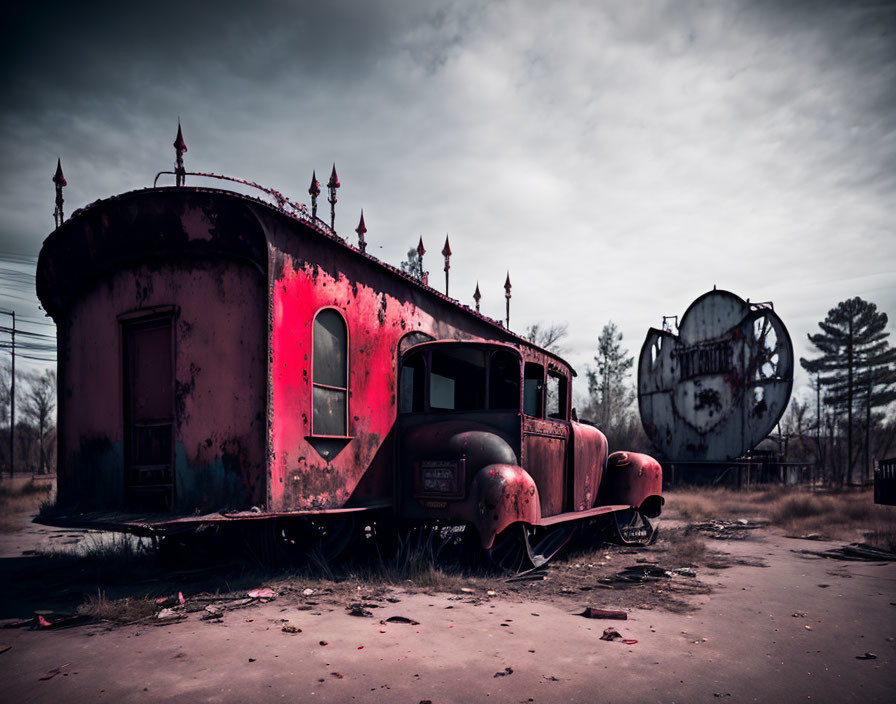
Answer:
[399,346,521,413]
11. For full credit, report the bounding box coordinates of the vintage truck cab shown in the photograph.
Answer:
[396,340,663,556]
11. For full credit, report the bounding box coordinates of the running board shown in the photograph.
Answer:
[536,504,631,527]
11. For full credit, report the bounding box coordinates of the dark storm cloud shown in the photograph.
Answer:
[1,0,894,387]
[1,0,448,109]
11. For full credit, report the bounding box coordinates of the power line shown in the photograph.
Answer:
[0,326,54,339]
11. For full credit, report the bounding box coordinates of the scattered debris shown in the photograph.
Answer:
[793,544,896,562]
[157,608,181,621]
[347,604,373,617]
[506,570,547,584]
[856,652,877,660]
[39,664,69,681]
[247,588,276,599]
[281,624,301,634]
[713,693,731,698]
[543,675,559,682]
[578,608,627,620]
[691,520,764,540]
[29,613,92,630]
[604,564,696,583]
[599,627,638,645]
[330,672,344,679]
[383,616,420,625]
[493,666,513,677]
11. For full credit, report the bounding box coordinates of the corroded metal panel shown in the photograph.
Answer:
[38,190,270,513]
[638,290,793,462]
[569,422,608,511]
[595,451,663,509]
[522,417,568,517]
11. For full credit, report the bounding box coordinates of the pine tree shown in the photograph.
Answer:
[585,321,634,431]
[800,297,896,484]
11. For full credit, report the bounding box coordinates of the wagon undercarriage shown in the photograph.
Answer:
[36,502,660,574]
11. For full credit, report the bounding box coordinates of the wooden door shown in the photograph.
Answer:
[123,318,174,510]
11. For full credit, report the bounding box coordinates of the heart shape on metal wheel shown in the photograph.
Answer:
[637,290,793,462]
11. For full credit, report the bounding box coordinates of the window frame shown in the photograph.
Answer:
[523,362,545,419]
[310,307,351,438]
[545,368,569,421]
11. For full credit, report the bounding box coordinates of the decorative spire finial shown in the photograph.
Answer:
[504,272,512,329]
[356,210,367,253]
[309,171,321,219]
[473,282,481,313]
[416,236,426,282]
[173,120,187,187]
[53,158,67,227]
[327,164,340,230]
[441,235,451,296]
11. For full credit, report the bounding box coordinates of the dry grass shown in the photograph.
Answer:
[665,486,896,550]
[77,591,158,624]
[659,528,708,566]
[664,487,783,522]
[0,477,54,532]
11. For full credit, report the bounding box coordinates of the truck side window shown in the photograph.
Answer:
[489,351,520,410]
[523,363,544,417]
[546,370,567,420]
[399,352,426,413]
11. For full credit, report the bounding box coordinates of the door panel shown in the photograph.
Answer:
[123,318,174,510]
[522,417,569,517]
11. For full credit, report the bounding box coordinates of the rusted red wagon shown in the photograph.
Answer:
[36,141,662,567]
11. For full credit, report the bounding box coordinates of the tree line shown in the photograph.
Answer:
[0,363,56,475]
[528,295,896,486]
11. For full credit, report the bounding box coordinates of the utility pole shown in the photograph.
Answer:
[2,310,13,478]
[815,373,821,488]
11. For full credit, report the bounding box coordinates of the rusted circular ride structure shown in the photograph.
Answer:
[638,289,794,471]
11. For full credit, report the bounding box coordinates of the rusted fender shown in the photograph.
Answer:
[471,464,540,549]
[570,421,608,511]
[596,451,664,517]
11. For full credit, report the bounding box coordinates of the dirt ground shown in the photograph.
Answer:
[1,511,894,703]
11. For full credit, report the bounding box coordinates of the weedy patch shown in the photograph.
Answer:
[0,477,54,532]
[77,591,158,624]
[666,487,896,547]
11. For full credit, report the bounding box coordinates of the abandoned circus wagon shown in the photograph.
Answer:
[36,152,662,561]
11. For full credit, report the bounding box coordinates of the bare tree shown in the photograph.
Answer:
[22,369,56,474]
[525,322,569,354]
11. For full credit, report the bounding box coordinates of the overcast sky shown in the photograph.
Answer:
[1,0,894,405]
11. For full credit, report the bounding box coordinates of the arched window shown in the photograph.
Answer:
[312,309,348,436]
